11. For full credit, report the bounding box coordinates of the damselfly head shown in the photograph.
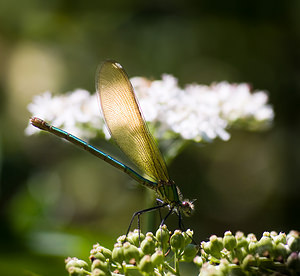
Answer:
[180,200,195,217]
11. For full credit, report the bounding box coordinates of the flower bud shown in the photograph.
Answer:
[273,242,288,259]
[123,242,140,263]
[182,229,193,246]
[273,232,286,245]
[139,255,154,273]
[156,225,170,250]
[67,267,86,276]
[247,234,258,254]
[151,250,164,266]
[89,251,106,262]
[223,231,237,251]
[170,230,185,253]
[248,241,257,254]
[145,232,155,239]
[91,259,108,272]
[235,232,248,249]
[96,246,112,260]
[181,244,198,262]
[201,241,211,254]
[247,233,257,243]
[270,231,278,237]
[93,243,100,249]
[193,255,203,267]
[256,235,274,256]
[287,233,300,252]
[127,229,145,247]
[65,257,88,270]
[208,235,223,259]
[117,235,127,244]
[112,244,124,264]
[141,236,156,255]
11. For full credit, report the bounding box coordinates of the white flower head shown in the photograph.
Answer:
[25,89,104,139]
[26,76,274,146]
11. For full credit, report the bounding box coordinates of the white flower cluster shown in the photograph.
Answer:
[26,75,274,143]
[25,89,104,138]
[132,75,274,142]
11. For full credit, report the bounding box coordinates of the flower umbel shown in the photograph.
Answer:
[65,228,300,275]
[25,89,104,139]
[66,226,198,276]
[26,76,274,145]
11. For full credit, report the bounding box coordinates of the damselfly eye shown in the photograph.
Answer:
[181,201,195,217]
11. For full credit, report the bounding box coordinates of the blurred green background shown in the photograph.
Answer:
[1,0,300,275]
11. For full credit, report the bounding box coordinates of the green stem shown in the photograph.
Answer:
[83,269,92,275]
[154,266,163,276]
[174,251,180,275]
[163,261,177,275]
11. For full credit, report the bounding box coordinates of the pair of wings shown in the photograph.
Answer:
[96,61,169,183]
